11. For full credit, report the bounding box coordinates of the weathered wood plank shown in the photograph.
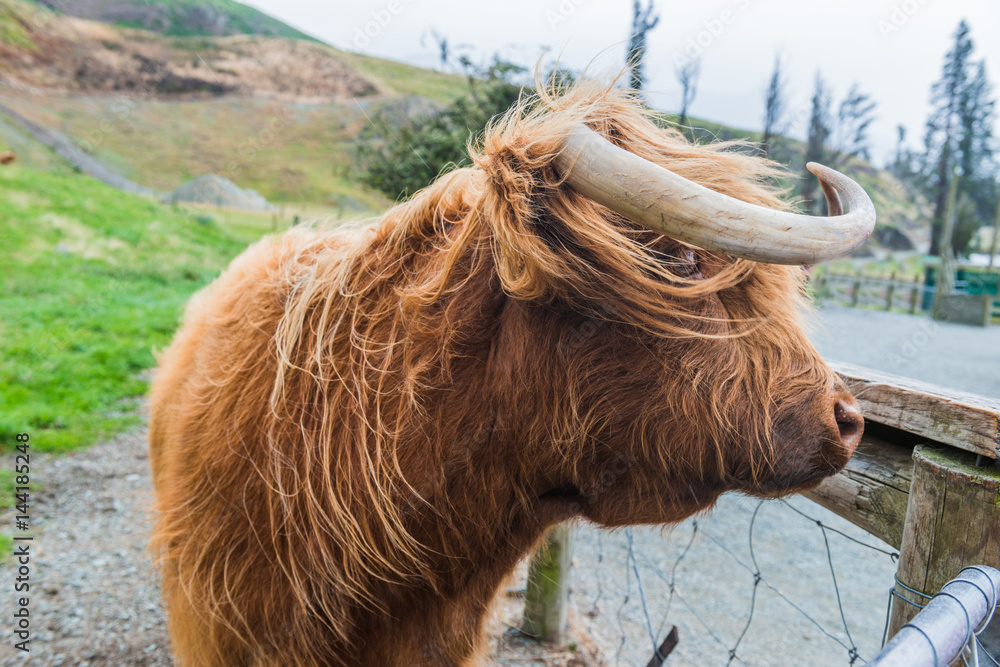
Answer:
[803,432,914,549]
[831,360,1000,458]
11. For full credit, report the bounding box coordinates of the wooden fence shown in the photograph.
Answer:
[522,361,1000,661]
[814,272,927,313]
[815,271,1000,322]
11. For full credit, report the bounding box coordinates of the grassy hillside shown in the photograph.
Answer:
[0,0,467,207]
[0,91,387,205]
[0,0,467,102]
[1,0,925,238]
[0,161,360,556]
[0,164,264,452]
[0,108,66,170]
[36,0,318,41]
[344,53,471,103]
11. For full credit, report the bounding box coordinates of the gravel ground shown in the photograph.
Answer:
[1,306,994,666]
[0,431,170,666]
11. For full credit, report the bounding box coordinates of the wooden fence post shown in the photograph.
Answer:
[888,445,1000,658]
[522,524,575,643]
[850,280,861,307]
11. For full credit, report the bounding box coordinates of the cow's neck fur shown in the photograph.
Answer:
[342,295,724,665]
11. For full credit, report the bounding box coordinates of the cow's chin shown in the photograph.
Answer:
[739,435,857,498]
[571,483,725,529]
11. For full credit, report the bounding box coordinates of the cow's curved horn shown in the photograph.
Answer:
[554,124,876,265]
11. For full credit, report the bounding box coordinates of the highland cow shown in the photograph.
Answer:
[149,82,874,666]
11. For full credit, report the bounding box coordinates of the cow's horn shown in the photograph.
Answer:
[554,124,877,265]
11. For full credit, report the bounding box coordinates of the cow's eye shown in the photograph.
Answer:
[655,248,704,280]
[646,244,705,281]
[672,248,703,279]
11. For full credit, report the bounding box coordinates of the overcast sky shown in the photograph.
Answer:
[247,0,1000,164]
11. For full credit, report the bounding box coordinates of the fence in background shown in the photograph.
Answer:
[813,270,1000,323]
[814,272,927,313]
[521,361,1000,665]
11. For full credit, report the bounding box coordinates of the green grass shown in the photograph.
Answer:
[45,0,318,42]
[0,163,308,558]
[0,467,11,560]
[0,469,14,511]
[0,165,258,452]
[0,92,402,208]
[0,115,67,172]
[345,53,468,105]
[0,2,38,51]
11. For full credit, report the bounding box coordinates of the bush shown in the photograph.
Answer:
[355,58,526,199]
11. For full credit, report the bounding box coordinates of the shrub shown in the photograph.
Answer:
[355,58,526,199]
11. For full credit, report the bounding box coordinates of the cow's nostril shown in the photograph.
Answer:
[834,400,864,450]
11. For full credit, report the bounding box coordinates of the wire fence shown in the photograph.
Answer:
[565,494,904,666]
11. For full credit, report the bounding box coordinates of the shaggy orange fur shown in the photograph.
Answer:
[150,82,859,666]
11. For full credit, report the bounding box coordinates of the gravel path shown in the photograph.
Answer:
[1,306,994,666]
[0,430,169,666]
[809,305,1000,398]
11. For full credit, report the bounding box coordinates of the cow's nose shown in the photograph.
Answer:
[833,399,864,452]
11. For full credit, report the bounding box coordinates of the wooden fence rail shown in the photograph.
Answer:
[815,272,927,313]
[523,360,1000,661]
[815,271,1000,321]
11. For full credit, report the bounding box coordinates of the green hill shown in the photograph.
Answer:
[0,0,928,245]
[0,0,467,211]
[36,0,318,41]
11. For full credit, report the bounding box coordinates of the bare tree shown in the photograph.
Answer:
[831,83,877,166]
[627,0,659,92]
[676,57,700,128]
[802,71,832,214]
[891,124,910,178]
[762,54,788,157]
[420,28,450,70]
